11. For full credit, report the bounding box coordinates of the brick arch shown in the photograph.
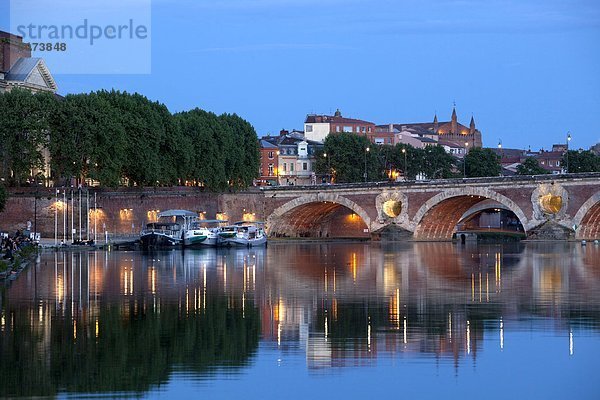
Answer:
[266,193,371,238]
[572,191,600,239]
[413,188,529,240]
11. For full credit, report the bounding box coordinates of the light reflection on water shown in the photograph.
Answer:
[1,242,599,399]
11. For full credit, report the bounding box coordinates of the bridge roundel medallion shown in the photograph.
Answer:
[376,191,408,224]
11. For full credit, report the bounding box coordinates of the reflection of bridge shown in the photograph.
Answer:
[261,173,600,240]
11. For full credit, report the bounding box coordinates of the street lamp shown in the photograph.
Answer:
[323,152,331,183]
[566,132,571,173]
[463,142,469,178]
[364,147,370,182]
[401,148,407,179]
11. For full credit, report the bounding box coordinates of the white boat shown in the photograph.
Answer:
[140,210,196,249]
[183,219,226,248]
[218,222,267,247]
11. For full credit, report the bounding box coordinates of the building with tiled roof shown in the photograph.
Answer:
[0,31,57,94]
[304,109,375,142]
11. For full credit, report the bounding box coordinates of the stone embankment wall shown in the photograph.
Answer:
[0,187,264,238]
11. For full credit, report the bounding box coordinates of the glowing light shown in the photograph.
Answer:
[95,319,99,338]
[242,212,256,222]
[500,318,504,350]
[466,321,471,355]
[569,330,574,355]
[403,316,407,344]
[147,210,160,222]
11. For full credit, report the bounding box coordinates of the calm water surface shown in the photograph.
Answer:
[1,242,599,399]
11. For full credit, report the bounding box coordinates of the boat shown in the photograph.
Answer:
[218,222,267,247]
[183,219,226,248]
[140,210,196,249]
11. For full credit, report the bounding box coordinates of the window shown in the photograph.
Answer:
[336,126,341,132]
[306,125,313,132]
[268,151,274,159]
[375,138,384,144]
[343,126,352,132]
[283,163,287,171]
[556,160,560,166]
[291,163,294,172]
[303,162,308,171]
[268,164,274,176]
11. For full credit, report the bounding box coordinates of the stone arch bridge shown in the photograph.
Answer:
[259,173,600,241]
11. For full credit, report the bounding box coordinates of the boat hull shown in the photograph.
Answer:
[220,236,267,247]
[184,235,219,248]
[140,233,181,249]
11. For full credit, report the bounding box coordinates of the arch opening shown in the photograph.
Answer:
[268,201,369,239]
[414,196,527,241]
[578,201,600,240]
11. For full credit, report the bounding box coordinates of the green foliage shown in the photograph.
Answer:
[562,150,600,173]
[516,157,550,175]
[49,92,128,186]
[314,133,383,183]
[463,147,502,178]
[1,89,258,190]
[0,184,6,212]
[412,145,457,179]
[315,135,456,182]
[0,89,55,186]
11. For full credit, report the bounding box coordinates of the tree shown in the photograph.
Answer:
[516,157,550,175]
[0,89,55,186]
[49,93,128,186]
[562,150,600,173]
[463,147,501,177]
[415,145,456,179]
[314,133,384,183]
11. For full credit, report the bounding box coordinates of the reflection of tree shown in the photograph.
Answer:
[0,296,259,397]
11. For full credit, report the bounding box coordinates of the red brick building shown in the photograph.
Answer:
[256,139,279,186]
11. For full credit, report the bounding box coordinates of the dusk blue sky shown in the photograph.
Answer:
[2,0,599,150]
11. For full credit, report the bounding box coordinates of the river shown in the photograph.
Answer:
[1,242,599,399]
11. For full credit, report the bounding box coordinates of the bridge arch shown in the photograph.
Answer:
[572,191,600,239]
[413,187,529,240]
[266,193,372,239]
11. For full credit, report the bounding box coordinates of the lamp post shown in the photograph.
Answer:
[323,152,331,183]
[463,142,469,178]
[401,148,407,179]
[364,147,370,182]
[566,132,571,174]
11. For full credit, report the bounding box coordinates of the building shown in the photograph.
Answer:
[304,109,375,143]
[257,139,279,186]
[0,31,57,94]
[258,130,324,186]
[535,145,565,174]
[377,107,483,152]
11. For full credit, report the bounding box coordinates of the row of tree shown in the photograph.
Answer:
[0,89,260,189]
[313,133,600,183]
[313,133,502,182]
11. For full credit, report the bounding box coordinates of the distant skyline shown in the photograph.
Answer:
[2,0,599,150]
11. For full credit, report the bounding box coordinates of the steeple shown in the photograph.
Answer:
[433,113,439,133]
[451,104,458,135]
[469,115,476,135]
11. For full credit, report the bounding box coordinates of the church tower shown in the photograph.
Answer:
[433,113,439,134]
[451,106,458,134]
[469,115,476,135]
